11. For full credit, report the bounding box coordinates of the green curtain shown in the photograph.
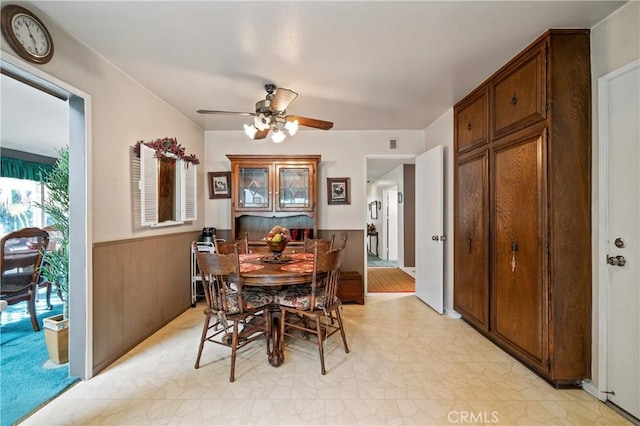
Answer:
[1,156,53,181]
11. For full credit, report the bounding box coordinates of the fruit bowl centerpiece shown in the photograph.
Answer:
[263,226,291,258]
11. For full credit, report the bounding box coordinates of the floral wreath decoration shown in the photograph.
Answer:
[134,137,200,166]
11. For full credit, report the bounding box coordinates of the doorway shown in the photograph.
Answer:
[598,59,640,421]
[365,156,415,294]
[1,59,90,380]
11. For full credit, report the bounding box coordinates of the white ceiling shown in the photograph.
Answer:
[1,1,626,176]
[1,73,68,158]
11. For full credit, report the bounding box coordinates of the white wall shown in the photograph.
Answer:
[1,5,205,379]
[366,182,383,235]
[423,108,455,315]
[204,130,424,233]
[589,0,640,393]
[0,6,205,243]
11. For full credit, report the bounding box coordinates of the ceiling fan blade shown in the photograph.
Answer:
[254,128,269,140]
[197,110,255,116]
[271,88,298,112]
[286,115,334,130]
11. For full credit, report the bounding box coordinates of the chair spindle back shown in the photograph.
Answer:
[310,245,344,310]
[194,243,243,314]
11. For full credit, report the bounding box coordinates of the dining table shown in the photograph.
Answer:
[238,251,316,367]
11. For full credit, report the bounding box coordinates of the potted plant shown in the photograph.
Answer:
[38,146,70,364]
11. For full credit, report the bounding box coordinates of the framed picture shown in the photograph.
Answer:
[208,172,231,199]
[327,177,350,205]
[370,201,378,219]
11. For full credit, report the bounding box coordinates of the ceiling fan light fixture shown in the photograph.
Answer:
[198,85,334,140]
[285,119,299,136]
[271,127,286,143]
[254,114,271,131]
[244,123,258,139]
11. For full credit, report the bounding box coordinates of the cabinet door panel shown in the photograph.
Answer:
[235,165,272,211]
[455,88,488,154]
[454,152,489,330]
[492,134,547,366]
[492,43,546,140]
[276,165,313,211]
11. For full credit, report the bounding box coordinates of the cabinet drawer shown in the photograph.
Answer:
[491,43,547,140]
[455,87,488,153]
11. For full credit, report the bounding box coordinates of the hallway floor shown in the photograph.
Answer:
[22,295,630,425]
[367,252,397,267]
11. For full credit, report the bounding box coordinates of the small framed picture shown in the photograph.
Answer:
[370,201,378,219]
[208,172,231,199]
[327,177,350,205]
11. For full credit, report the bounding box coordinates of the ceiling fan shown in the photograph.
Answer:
[197,84,333,142]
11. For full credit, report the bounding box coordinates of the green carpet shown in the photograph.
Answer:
[367,252,398,267]
[0,299,78,426]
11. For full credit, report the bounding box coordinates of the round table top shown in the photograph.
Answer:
[239,252,315,287]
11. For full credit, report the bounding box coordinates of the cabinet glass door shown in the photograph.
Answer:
[237,166,271,210]
[277,166,311,211]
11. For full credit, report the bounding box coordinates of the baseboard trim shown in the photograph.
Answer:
[445,308,462,319]
[582,380,606,401]
[400,266,415,278]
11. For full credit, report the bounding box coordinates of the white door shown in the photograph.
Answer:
[415,145,444,313]
[601,60,640,419]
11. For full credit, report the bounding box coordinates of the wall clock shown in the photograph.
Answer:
[1,5,54,64]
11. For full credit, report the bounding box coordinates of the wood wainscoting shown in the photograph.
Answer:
[92,231,199,374]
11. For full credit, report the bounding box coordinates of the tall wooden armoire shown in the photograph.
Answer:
[453,29,591,386]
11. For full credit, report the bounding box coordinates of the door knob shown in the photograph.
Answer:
[607,255,626,267]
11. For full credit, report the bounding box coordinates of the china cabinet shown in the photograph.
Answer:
[227,155,320,243]
[454,30,591,386]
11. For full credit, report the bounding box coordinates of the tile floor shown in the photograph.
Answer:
[22,295,631,425]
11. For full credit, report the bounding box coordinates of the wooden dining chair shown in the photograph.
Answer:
[277,246,349,375]
[193,242,270,382]
[303,234,335,253]
[215,233,249,254]
[337,233,348,250]
[0,227,50,331]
